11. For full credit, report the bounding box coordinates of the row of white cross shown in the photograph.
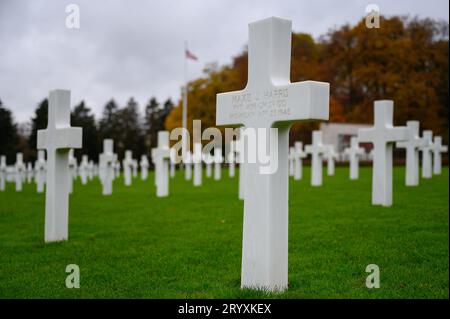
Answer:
[286,124,446,187]
[2,123,445,197]
[0,151,46,192]
[1,16,447,293]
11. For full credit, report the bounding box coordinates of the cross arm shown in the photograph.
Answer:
[152,148,170,161]
[396,141,408,148]
[37,127,82,150]
[386,127,408,142]
[103,153,115,163]
[397,136,424,148]
[357,128,374,143]
[305,144,327,154]
[216,81,329,127]
[37,130,48,150]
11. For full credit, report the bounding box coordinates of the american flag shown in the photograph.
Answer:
[185,49,198,61]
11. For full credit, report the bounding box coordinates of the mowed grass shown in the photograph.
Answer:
[0,166,448,298]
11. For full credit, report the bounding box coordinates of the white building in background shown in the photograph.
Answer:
[319,123,372,161]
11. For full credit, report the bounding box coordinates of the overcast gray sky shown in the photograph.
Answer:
[0,0,448,123]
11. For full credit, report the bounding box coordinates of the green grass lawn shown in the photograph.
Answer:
[0,166,448,298]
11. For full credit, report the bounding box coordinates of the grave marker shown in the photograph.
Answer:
[123,150,133,186]
[293,141,307,180]
[15,153,25,192]
[343,137,364,180]
[203,152,213,178]
[216,17,329,291]
[324,145,338,176]
[152,131,170,197]
[227,141,236,178]
[140,155,149,180]
[101,139,114,195]
[193,143,203,186]
[357,100,408,206]
[79,155,89,185]
[35,150,46,193]
[396,121,424,186]
[26,162,34,183]
[305,131,328,186]
[183,151,192,180]
[68,150,77,194]
[288,147,295,177]
[420,130,433,179]
[37,89,82,242]
[170,148,176,178]
[432,136,447,175]
[214,146,223,181]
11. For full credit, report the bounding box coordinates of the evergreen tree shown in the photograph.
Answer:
[71,101,99,161]
[0,100,19,164]
[144,97,160,151]
[98,99,120,142]
[161,98,174,127]
[144,97,174,163]
[117,98,145,160]
[27,98,48,161]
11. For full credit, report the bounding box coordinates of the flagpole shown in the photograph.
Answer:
[182,41,188,154]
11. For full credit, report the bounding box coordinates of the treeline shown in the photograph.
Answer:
[165,15,449,145]
[0,97,173,164]
[1,15,448,164]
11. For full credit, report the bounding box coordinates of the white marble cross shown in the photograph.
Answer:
[357,100,408,206]
[324,145,338,176]
[169,148,176,178]
[292,141,307,180]
[420,130,433,179]
[343,137,364,180]
[26,162,34,183]
[123,150,133,186]
[37,89,82,242]
[15,153,25,192]
[140,155,149,181]
[183,151,192,180]
[396,121,424,186]
[152,131,170,197]
[213,146,223,181]
[432,136,447,175]
[288,147,295,177]
[68,149,77,194]
[203,152,213,178]
[101,139,115,195]
[216,17,329,291]
[227,141,236,177]
[192,143,203,186]
[79,155,89,185]
[35,150,47,193]
[305,131,328,186]
[0,155,6,191]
